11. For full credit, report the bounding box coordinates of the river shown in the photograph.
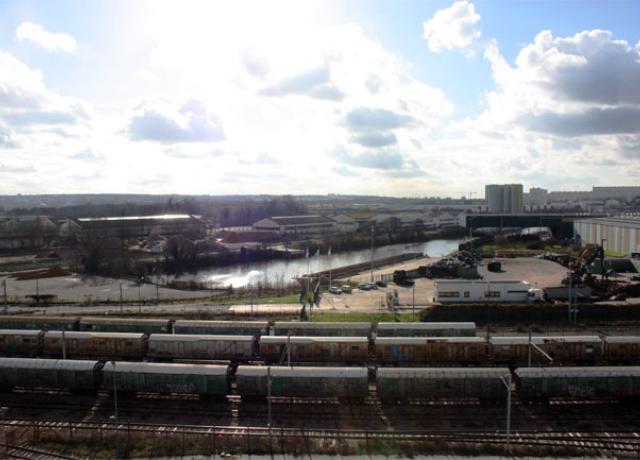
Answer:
[171,238,463,288]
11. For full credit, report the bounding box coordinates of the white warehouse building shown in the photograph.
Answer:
[574,217,640,256]
[434,279,534,303]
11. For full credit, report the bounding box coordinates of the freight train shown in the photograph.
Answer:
[0,328,638,366]
[1,357,639,404]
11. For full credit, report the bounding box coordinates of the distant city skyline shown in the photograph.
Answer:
[0,0,639,196]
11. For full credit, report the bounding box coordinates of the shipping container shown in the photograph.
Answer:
[377,367,511,402]
[79,317,172,334]
[259,336,369,364]
[102,361,229,398]
[173,320,268,336]
[235,365,368,402]
[0,329,44,356]
[376,322,476,337]
[490,336,602,365]
[375,337,487,365]
[515,366,640,401]
[147,334,255,361]
[272,322,371,337]
[0,315,79,331]
[44,331,146,359]
[0,357,102,393]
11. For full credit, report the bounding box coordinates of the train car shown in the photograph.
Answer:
[490,336,602,365]
[173,320,268,336]
[79,317,172,334]
[375,337,487,365]
[147,334,255,361]
[0,357,103,393]
[0,329,44,356]
[377,367,511,403]
[259,336,369,364]
[376,322,476,337]
[102,361,229,399]
[515,366,640,402]
[272,321,371,337]
[603,336,640,364]
[43,331,146,359]
[235,366,369,402]
[0,315,79,331]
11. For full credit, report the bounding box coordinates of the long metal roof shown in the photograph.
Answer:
[149,334,253,342]
[515,366,640,378]
[174,320,268,327]
[603,336,640,343]
[378,367,511,379]
[236,366,368,378]
[274,322,370,330]
[0,329,43,336]
[103,361,228,376]
[375,337,485,345]
[45,331,144,340]
[260,336,368,344]
[0,357,99,371]
[490,335,601,345]
[0,315,78,323]
[80,317,170,325]
[377,322,476,330]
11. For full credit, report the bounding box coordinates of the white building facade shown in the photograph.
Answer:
[574,217,640,256]
[485,184,524,214]
[434,279,533,303]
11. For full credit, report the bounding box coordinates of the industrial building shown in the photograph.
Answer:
[574,217,640,256]
[0,216,58,249]
[77,214,207,239]
[485,184,523,214]
[252,215,337,236]
[433,279,533,303]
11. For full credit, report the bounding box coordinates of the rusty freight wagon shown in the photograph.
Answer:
[376,322,476,337]
[0,357,103,393]
[259,336,369,364]
[377,367,511,403]
[147,334,255,361]
[43,331,146,359]
[375,337,487,365]
[102,361,230,399]
[173,320,268,336]
[603,336,640,364]
[272,321,371,337]
[0,329,44,356]
[235,365,369,402]
[79,317,172,334]
[490,336,602,366]
[515,366,640,402]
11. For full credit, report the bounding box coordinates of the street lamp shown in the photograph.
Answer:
[111,361,119,457]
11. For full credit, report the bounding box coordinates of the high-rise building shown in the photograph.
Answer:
[485,184,523,214]
[528,187,548,209]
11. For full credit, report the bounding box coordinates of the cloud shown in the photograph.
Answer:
[0,162,35,173]
[128,100,225,143]
[519,107,640,137]
[260,65,343,101]
[0,125,20,148]
[423,1,481,55]
[345,108,413,132]
[69,148,102,161]
[15,21,76,53]
[336,150,405,170]
[351,132,398,148]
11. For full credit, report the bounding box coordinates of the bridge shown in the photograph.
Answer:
[464,213,605,238]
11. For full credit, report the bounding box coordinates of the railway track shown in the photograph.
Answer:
[1,419,639,454]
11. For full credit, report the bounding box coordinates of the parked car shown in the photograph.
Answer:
[328,286,342,294]
[375,280,388,288]
[341,285,353,294]
[358,283,376,291]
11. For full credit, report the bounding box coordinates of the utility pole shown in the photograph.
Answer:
[3,279,7,314]
[112,361,119,458]
[412,284,415,320]
[62,328,66,360]
[287,334,291,367]
[370,226,375,283]
[267,367,272,447]
[527,329,532,367]
[119,283,123,314]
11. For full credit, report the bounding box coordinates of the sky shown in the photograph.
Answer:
[1,0,639,198]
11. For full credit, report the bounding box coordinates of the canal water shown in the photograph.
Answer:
[172,239,463,288]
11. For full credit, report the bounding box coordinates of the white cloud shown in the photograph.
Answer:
[15,21,76,53]
[423,1,481,55]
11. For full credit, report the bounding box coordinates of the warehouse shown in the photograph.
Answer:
[77,214,206,239]
[252,215,337,236]
[574,217,640,256]
[433,279,533,303]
